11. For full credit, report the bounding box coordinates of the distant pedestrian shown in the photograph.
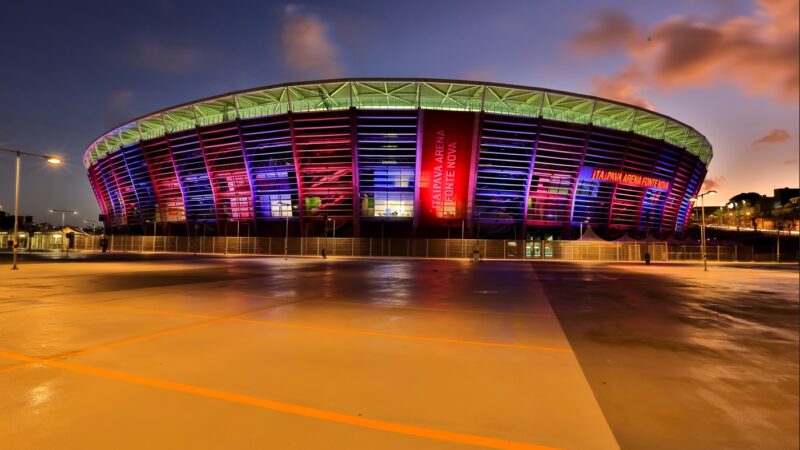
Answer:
[321,248,327,259]
[100,238,109,253]
[644,251,651,265]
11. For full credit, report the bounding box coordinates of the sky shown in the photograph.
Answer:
[0,0,797,226]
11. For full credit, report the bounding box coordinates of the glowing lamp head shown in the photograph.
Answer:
[45,156,62,165]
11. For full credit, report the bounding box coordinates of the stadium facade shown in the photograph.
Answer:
[84,79,712,238]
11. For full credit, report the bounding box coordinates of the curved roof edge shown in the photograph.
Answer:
[84,78,713,168]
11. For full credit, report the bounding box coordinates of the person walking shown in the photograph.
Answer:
[321,247,327,259]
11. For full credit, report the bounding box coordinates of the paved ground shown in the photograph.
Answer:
[0,254,797,449]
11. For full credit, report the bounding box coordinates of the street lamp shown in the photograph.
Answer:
[83,219,99,235]
[278,202,291,260]
[692,190,717,271]
[49,209,78,255]
[1,148,62,269]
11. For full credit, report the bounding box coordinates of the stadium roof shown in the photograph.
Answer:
[84,78,713,168]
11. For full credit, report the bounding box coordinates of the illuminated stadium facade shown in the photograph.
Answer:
[84,79,712,238]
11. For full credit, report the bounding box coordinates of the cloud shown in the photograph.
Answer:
[570,0,799,103]
[702,175,726,191]
[589,64,655,109]
[282,4,344,79]
[569,9,642,55]
[784,158,799,165]
[128,42,201,73]
[753,128,791,146]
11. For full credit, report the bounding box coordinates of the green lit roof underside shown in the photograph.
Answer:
[84,79,712,168]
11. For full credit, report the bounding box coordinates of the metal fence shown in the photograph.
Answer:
[2,233,789,262]
[7,234,776,262]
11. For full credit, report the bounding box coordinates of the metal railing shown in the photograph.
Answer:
[3,233,791,262]
[4,232,795,262]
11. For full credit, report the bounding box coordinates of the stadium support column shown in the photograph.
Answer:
[608,128,634,230]
[465,112,482,234]
[195,125,223,234]
[412,108,424,235]
[521,117,543,241]
[350,107,360,237]
[235,118,259,236]
[288,110,305,234]
[161,113,191,235]
[569,113,593,237]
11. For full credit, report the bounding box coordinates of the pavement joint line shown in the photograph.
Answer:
[84,302,573,353]
[0,298,313,376]
[0,362,29,374]
[0,348,562,450]
[311,299,556,318]
[51,298,311,361]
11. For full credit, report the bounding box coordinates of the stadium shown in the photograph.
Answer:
[84,79,712,239]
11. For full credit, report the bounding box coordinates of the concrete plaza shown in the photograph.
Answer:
[1,255,797,449]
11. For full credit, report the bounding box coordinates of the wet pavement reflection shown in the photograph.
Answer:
[1,253,797,449]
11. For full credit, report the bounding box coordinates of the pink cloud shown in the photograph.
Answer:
[702,175,726,191]
[570,0,799,103]
[282,4,344,79]
[753,129,791,146]
[569,10,642,55]
[784,158,799,165]
[589,64,655,109]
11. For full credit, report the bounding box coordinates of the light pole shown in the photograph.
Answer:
[278,202,290,260]
[1,148,62,269]
[323,214,329,255]
[49,209,78,255]
[692,190,717,271]
[83,219,98,251]
[83,219,98,235]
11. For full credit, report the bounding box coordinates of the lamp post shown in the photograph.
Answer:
[1,148,62,269]
[278,202,290,260]
[692,190,717,271]
[323,214,329,255]
[49,209,77,255]
[83,219,98,235]
[83,219,98,251]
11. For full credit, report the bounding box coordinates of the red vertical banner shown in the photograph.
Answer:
[418,110,477,226]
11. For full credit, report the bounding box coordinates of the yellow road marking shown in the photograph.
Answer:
[88,303,573,353]
[0,349,561,450]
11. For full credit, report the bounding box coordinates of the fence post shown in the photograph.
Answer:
[717,245,720,261]
[734,245,737,262]
[426,239,429,258]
